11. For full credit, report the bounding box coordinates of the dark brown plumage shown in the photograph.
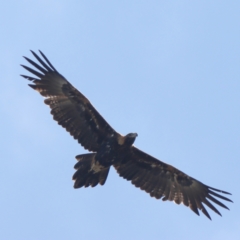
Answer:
[21,50,232,220]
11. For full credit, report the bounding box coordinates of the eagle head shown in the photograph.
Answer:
[124,133,138,146]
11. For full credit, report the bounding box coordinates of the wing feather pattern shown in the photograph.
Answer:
[21,50,120,152]
[114,146,232,220]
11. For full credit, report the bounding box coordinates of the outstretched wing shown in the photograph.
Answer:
[21,50,120,152]
[114,147,232,220]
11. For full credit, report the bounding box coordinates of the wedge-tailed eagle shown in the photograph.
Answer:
[21,50,232,220]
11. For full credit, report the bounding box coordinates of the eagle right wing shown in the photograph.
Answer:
[114,146,232,220]
[21,50,120,152]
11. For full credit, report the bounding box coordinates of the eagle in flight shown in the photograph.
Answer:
[21,50,232,220]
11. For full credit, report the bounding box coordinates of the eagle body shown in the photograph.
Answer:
[21,50,232,220]
[74,133,138,188]
[95,133,137,167]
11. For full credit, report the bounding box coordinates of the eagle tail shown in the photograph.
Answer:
[72,153,110,188]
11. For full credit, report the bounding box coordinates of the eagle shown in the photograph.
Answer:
[21,50,232,220]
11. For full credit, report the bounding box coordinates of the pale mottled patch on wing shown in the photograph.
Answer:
[114,146,232,220]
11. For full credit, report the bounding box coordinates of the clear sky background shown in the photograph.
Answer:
[1,1,239,240]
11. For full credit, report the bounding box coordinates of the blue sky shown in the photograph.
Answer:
[1,1,239,239]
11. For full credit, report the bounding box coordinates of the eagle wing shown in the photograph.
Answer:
[114,146,232,220]
[21,50,120,152]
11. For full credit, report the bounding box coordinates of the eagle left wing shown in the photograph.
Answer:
[114,146,232,220]
[21,50,121,152]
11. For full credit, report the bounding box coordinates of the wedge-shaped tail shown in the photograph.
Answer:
[73,153,110,188]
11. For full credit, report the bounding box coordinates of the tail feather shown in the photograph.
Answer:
[73,153,110,188]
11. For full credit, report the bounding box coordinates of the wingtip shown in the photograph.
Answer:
[20,74,28,79]
[201,209,212,220]
[28,84,37,89]
[30,50,35,55]
[208,186,232,195]
[223,191,232,195]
